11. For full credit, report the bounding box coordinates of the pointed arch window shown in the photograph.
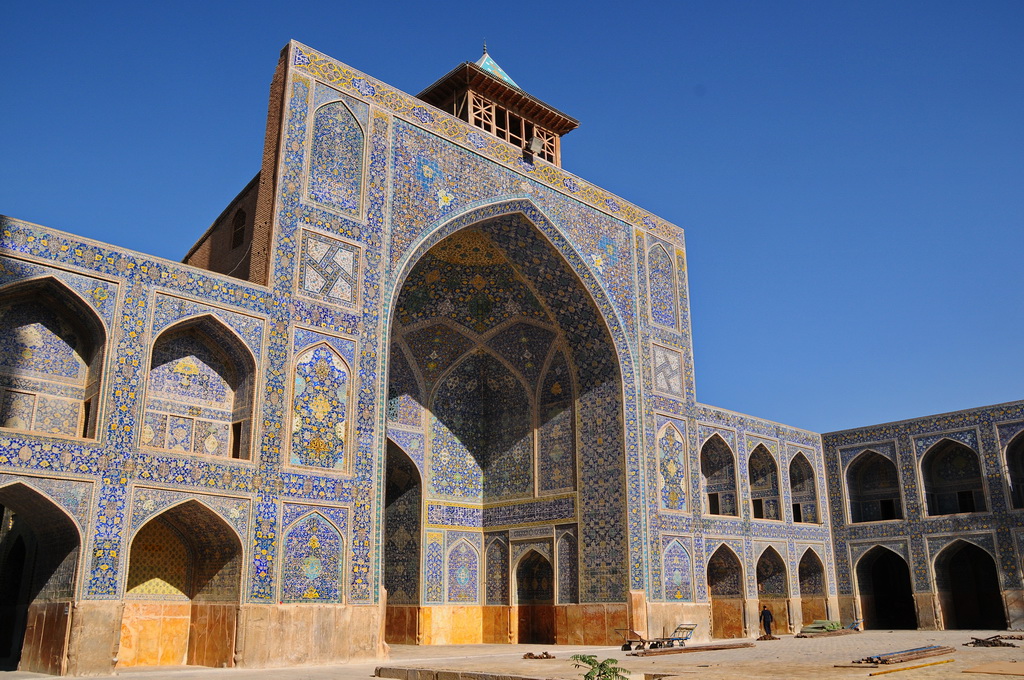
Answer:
[701,435,737,516]
[789,453,819,523]
[0,279,106,439]
[749,444,781,520]
[142,317,254,458]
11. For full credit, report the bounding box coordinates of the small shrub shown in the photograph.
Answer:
[569,654,630,680]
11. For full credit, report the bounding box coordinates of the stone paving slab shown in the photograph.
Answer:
[1,630,1021,679]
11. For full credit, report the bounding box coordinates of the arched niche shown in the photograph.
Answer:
[0,277,106,439]
[485,538,509,606]
[290,343,351,470]
[934,540,1006,630]
[647,243,677,328]
[446,540,479,604]
[789,453,818,523]
[515,550,554,644]
[707,544,744,639]
[701,435,737,516]
[756,546,789,634]
[798,549,827,624]
[662,540,692,601]
[119,500,241,668]
[0,483,81,674]
[142,316,255,459]
[921,439,986,516]
[749,445,780,520]
[658,424,687,511]
[855,546,916,630]
[307,99,364,216]
[281,512,344,603]
[557,531,579,604]
[846,451,903,522]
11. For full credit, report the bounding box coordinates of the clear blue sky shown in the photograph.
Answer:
[3,1,1022,433]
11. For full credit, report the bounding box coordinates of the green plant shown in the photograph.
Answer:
[569,654,630,680]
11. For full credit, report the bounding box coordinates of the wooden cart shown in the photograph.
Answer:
[616,623,698,651]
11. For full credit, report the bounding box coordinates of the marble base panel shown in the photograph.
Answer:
[66,600,123,676]
[913,592,939,630]
[235,603,384,667]
[1004,589,1024,629]
[710,598,746,639]
[645,602,712,643]
[800,596,828,625]
[117,601,191,668]
[754,598,789,635]
[554,603,628,646]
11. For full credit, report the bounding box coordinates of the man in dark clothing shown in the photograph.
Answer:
[759,605,774,636]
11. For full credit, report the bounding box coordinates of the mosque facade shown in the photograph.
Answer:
[0,41,1018,675]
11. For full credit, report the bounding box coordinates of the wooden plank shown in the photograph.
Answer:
[868,659,954,676]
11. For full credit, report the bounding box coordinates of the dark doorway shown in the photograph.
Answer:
[935,542,1006,630]
[383,440,422,644]
[516,551,554,644]
[856,547,917,629]
[0,534,27,669]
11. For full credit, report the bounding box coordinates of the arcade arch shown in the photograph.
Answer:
[798,549,827,624]
[0,278,106,440]
[142,316,255,459]
[0,483,80,674]
[789,453,818,523]
[749,445,780,520]
[701,435,737,516]
[1007,431,1024,509]
[921,439,986,516]
[118,500,241,668]
[383,440,422,645]
[515,550,554,644]
[707,544,744,639]
[934,540,1005,630]
[846,451,902,522]
[855,546,916,630]
[755,547,788,633]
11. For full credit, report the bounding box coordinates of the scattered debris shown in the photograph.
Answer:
[853,645,954,664]
[799,619,842,634]
[522,651,556,659]
[796,628,859,638]
[835,663,877,668]
[628,641,753,657]
[756,634,779,641]
[965,635,1018,647]
[867,659,954,676]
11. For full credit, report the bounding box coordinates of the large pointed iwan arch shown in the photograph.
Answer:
[385,199,636,617]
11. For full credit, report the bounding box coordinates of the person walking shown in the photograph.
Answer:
[759,605,774,637]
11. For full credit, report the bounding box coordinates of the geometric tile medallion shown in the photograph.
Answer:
[652,344,684,397]
[298,229,359,306]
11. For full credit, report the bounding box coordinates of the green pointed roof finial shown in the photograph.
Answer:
[474,43,519,89]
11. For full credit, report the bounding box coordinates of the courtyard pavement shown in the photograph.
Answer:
[3,630,1022,679]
